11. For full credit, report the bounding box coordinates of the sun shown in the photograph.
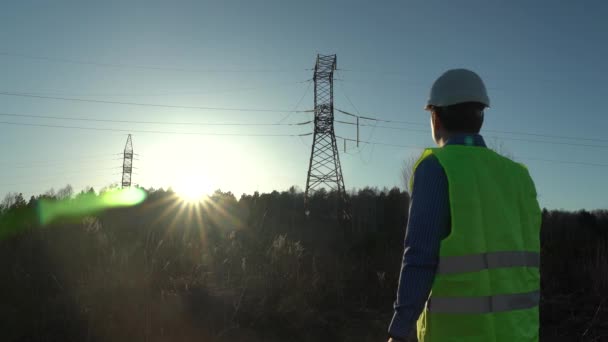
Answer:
[174,177,214,203]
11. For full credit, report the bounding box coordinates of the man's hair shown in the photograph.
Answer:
[432,101,485,133]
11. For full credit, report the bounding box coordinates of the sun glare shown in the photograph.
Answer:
[174,177,214,203]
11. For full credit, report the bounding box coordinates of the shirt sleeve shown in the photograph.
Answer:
[388,156,451,340]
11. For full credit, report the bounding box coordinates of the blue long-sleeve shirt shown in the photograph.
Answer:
[388,134,487,340]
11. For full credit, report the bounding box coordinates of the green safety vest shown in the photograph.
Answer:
[412,145,541,342]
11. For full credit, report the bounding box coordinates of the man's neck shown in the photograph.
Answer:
[438,132,480,147]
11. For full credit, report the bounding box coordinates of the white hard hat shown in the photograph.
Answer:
[426,69,490,109]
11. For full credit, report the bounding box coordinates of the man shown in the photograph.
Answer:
[388,69,541,342]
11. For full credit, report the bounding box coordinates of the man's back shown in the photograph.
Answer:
[415,145,541,342]
[389,69,541,342]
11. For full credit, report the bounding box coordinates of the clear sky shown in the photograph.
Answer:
[1,0,607,210]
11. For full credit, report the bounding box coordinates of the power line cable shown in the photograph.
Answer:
[337,136,608,168]
[336,108,428,126]
[0,172,118,187]
[277,80,313,124]
[336,83,608,166]
[2,166,122,178]
[516,157,608,168]
[0,112,312,127]
[0,121,313,137]
[335,119,424,130]
[478,135,608,150]
[337,136,425,150]
[483,128,608,143]
[334,73,379,163]
[335,108,608,144]
[2,80,311,98]
[0,92,314,113]
[0,51,306,74]
[337,68,599,85]
[1,157,126,169]
[0,181,117,193]
[1,158,124,169]
[336,77,428,88]
[335,119,608,150]
[0,153,121,167]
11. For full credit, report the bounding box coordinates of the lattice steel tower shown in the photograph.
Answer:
[121,134,133,188]
[305,54,348,218]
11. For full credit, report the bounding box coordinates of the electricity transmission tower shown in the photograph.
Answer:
[121,134,133,188]
[305,54,349,219]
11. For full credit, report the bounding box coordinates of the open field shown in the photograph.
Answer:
[1,188,607,341]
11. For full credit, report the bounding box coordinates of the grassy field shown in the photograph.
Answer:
[0,188,606,341]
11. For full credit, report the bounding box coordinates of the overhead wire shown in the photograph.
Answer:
[0,112,312,127]
[3,55,606,197]
[3,166,123,179]
[483,128,608,143]
[3,52,600,143]
[277,79,313,124]
[334,119,608,149]
[334,82,608,143]
[337,136,425,150]
[2,79,311,98]
[0,51,305,74]
[0,92,314,113]
[335,108,608,148]
[337,68,598,85]
[0,172,119,187]
[0,153,122,167]
[285,79,315,152]
[0,121,313,137]
[335,72,379,163]
[336,108,427,126]
[337,136,608,168]
[0,180,118,192]
[1,158,140,189]
[1,158,124,169]
[333,79,608,164]
[0,54,304,194]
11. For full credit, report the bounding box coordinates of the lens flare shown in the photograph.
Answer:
[38,187,147,224]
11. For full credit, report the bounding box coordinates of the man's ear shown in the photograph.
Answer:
[431,111,442,130]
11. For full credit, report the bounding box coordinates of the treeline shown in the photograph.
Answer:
[0,186,606,341]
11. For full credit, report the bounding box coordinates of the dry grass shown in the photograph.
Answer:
[0,191,606,341]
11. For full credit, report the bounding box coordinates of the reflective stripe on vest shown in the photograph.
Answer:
[427,290,540,314]
[436,251,540,275]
